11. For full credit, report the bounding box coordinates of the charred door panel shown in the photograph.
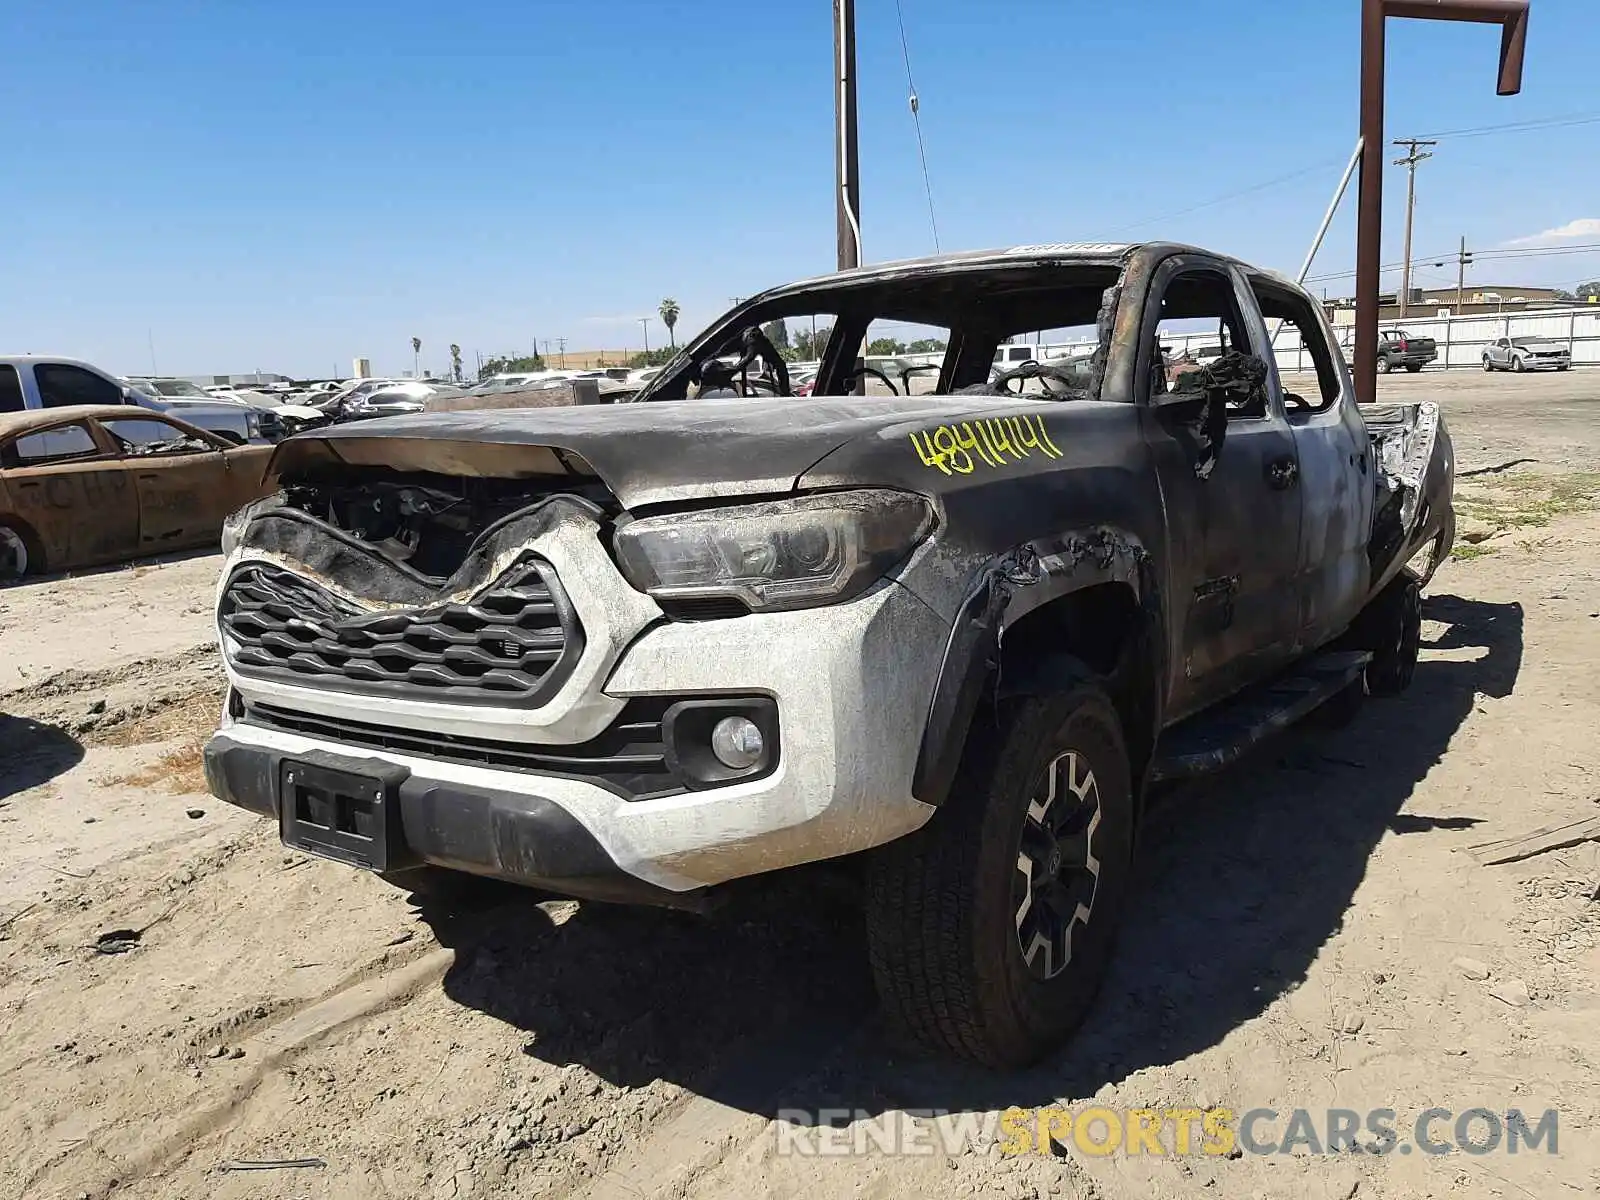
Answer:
[1135,256,1304,720]
[1154,411,1302,709]
[129,451,233,548]
[4,459,139,568]
[1251,277,1375,652]
[1287,401,1372,648]
[220,446,276,513]
[90,416,243,550]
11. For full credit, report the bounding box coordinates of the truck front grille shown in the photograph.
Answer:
[220,559,584,706]
[240,699,679,800]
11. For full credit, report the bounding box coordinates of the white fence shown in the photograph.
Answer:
[856,306,1600,381]
[1038,309,1600,374]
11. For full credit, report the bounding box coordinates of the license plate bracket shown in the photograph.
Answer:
[279,757,409,871]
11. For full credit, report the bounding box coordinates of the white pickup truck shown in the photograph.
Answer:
[0,356,274,445]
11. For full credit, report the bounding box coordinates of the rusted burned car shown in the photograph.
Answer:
[0,406,274,581]
[205,242,1453,1066]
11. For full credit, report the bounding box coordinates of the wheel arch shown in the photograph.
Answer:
[911,527,1165,817]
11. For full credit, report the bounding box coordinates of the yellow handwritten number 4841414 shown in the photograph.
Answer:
[910,414,1063,476]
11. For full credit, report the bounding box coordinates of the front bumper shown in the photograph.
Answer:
[204,733,706,907]
[210,508,949,897]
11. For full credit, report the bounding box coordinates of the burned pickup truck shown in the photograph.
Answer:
[204,242,1453,1067]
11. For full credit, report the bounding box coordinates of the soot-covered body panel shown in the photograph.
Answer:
[210,240,1454,903]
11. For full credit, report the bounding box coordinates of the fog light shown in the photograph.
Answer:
[710,716,764,770]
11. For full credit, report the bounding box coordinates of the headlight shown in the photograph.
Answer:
[614,489,933,612]
[245,411,262,437]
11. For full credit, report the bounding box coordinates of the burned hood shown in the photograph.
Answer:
[267,395,1011,509]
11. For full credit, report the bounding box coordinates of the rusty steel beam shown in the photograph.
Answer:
[1354,0,1529,403]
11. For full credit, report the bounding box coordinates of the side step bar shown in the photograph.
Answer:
[1148,651,1372,784]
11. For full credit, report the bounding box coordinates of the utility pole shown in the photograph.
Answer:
[556,337,567,368]
[834,0,861,271]
[1456,236,1473,310]
[1393,138,1435,318]
[639,317,650,355]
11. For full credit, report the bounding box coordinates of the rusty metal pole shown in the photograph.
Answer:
[1355,0,1386,396]
[1353,0,1529,404]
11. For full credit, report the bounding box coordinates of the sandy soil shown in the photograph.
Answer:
[0,551,221,694]
[2,372,1597,1200]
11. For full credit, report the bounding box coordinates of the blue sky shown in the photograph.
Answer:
[2,0,1597,378]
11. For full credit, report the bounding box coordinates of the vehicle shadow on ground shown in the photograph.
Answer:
[0,715,85,800]
[417,592,1522,1120]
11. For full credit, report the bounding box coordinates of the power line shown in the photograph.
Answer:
[1411,109,1600,140]
[894,0,939,253]
[1304,241,1600,288]
[1473,242,1600,258]
[1106,158,1342,236]
[1098,111,1596,247]
[1306,252,1446,284]
[1353,243,1600,275]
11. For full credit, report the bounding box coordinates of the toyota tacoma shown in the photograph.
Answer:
[204,242,1454,1066]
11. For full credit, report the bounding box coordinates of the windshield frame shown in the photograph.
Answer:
[630,257,1124,406]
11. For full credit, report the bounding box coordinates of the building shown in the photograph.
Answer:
[1324,284,1596,324]
[176,371,292,387]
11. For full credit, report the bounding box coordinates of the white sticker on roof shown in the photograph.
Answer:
[1006,242,1132,256]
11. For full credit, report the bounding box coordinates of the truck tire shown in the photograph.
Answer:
[0,520,40,584]
[1353,574,1423,697]
[1482,356,1494,372]
[1378,356,1395,374]
[1404,363,1423,373]
[866,674,1133,1068]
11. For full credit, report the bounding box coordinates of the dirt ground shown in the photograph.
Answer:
[2,371,1598,1200]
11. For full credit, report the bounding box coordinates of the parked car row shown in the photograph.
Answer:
[1331,328,1579,375]
[0,405,275,582]
[0,357,276,445]
[0,356,665,583]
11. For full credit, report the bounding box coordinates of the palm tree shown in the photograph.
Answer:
[449,343,463,383]
[658,298,681,349]
[411,336,422,378]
